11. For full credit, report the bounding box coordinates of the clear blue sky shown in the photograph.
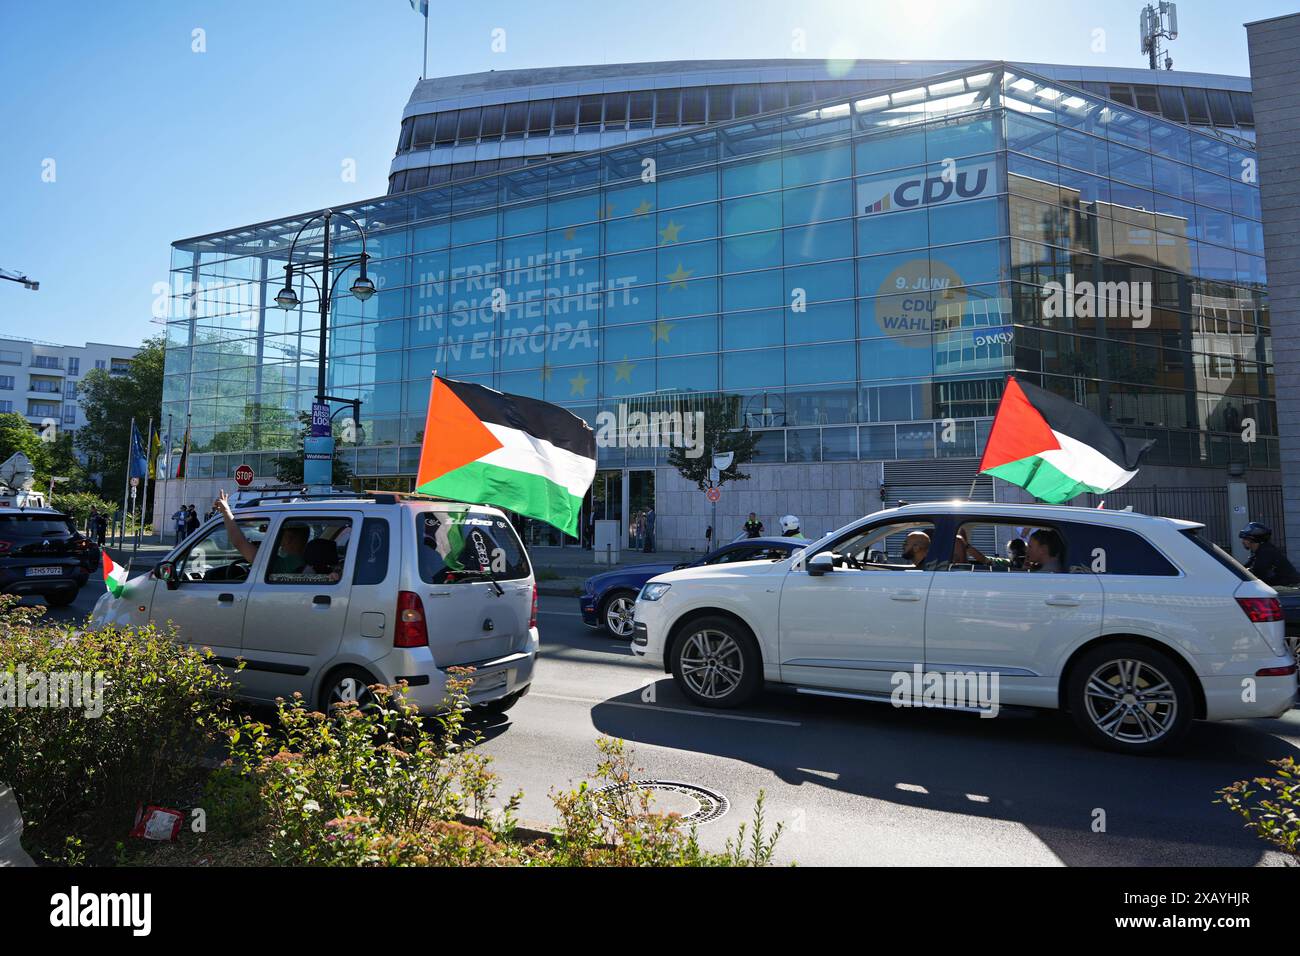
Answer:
[0,0,1292,347]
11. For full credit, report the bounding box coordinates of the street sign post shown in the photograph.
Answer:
[234,464,254,487]
[706,487,721,503]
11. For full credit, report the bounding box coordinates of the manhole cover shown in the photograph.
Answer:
[592,780,730,824]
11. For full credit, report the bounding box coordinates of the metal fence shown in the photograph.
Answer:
[1075,485,1286,552]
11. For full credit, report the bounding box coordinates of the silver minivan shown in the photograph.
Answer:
[91,492,538,714]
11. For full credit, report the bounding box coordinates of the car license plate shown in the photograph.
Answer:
[25,567,62,577]
[473,671,507,693]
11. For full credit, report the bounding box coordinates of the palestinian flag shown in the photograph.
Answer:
[415,376,596,537]
[978,376,1154,504]
[102,552,128,598]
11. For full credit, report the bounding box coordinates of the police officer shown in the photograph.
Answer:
[743,512,764,538]
[1239,522,1300,587]
[780,514,802,538]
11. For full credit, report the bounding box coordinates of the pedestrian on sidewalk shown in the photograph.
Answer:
[172,506,187,543]
[184,505,199,537]
[643,506,656,553]
[743,512,764,538]
[92,510,107,547]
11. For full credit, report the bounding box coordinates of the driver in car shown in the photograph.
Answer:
[902,531,930,567]
[215,489,309,575]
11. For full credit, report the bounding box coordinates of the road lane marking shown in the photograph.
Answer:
[530,691,801,727]
[539,610,583,617]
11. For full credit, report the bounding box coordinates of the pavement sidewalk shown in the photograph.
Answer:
[528,545,702,596]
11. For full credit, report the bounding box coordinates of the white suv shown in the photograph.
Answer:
[631,501,1296,753]
[92,493,538,715]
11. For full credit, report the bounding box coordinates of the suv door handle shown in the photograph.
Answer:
[217,593,235,604]
[313,595,331,607]
[891,591,922,602]
[1045,595,1081,607]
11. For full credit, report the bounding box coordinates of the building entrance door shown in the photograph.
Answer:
[627,469,656,552]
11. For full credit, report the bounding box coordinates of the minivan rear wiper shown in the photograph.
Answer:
[452,567,505,596]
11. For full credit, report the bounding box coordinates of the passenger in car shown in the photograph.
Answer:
[215,490,309,575]
[1026,528,1064,573]
[902,531,930,567]
[301,538,342,582]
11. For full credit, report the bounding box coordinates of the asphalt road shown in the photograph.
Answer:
[35,584,1300,866]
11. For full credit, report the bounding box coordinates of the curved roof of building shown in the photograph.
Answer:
[403,57,1249,114]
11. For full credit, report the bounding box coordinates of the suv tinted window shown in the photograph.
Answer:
[418,511,529,584]
[1181,528,1251,581]
[1061,522,1178,576]
[0,515,74,536]
[352,517,390,586]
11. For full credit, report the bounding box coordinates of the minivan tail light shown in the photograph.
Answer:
[529,583,538,630]
[395,591,428,647]
[1237,596,1284,623]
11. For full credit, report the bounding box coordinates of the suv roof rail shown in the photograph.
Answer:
[231,489,476,508]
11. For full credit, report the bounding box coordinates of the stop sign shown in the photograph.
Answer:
[234,464,254,487]
[706,487,721,503]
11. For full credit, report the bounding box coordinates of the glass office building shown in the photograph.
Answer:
[164,62,1269,543]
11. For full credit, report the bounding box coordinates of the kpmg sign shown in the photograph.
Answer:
[857,159,996,216]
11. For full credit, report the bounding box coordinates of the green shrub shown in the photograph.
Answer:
[1217,756,1300,855]
[50,491,116,530]
[0,597,233,858]
[222,676,525,866]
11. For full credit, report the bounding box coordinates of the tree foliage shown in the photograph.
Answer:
[666,395,759,493]
[76,335,164,495]
[0,413,88,494]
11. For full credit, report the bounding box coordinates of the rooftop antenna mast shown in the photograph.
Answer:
[1140,2,1179,71]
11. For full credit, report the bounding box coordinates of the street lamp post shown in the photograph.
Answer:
[273,209,375,488]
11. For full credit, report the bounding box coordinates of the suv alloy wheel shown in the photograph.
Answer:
[1067,641,1194,754]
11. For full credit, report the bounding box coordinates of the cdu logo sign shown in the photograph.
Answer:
[858,161,995,216]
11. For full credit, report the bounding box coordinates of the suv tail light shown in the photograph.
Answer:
[0,541,10,555]
[395,590,428,647]
[529,583,538,630]
[1237,596,1284,623]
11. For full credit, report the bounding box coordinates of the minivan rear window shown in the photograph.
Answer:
[1181,529,1252,581]
[0,515,74,536]
[418,511,530,584]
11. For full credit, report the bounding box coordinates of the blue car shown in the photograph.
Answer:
[579,536,809,637]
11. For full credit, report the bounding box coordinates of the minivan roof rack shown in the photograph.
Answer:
[232,489,475,508]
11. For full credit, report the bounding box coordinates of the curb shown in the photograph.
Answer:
[0,782,35,867]
[538,585,582,598]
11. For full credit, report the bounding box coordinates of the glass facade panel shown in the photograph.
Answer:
[168,66,1266,475]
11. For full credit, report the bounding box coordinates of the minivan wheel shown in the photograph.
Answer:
[670,616,761,709]
[320,666,381,714]
[600,590,638,638]
[1067,642,1193,754]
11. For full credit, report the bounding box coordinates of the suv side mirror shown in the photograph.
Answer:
[156,561,180,590]
[807,553,835,576]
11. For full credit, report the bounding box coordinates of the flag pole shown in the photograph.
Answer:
[422,6,429,80]
[164,412,172,542]
[119,417,135,549]
[135,416,153,553]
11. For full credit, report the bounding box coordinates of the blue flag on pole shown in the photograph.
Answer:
[128,422,148,480]
[409,0,428,15]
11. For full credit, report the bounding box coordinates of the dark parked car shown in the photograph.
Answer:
[1275,586,1300,663]
[0,508,92,606]
[579,536,808,637]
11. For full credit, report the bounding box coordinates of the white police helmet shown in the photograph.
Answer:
[780,514,801,534]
